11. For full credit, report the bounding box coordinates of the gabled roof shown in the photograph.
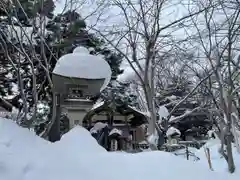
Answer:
[83,100,149,126]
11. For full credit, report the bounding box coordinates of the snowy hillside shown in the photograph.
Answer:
[0,118,238,180]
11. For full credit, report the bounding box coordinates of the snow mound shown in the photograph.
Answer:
[54,126,106,154]
[147,133,159,145]
[0,118,238,180]
[81,151,234,180]
[0,118,51,180]
[0,118,49,154]
[158,105,169,122]
[166,126,181,137]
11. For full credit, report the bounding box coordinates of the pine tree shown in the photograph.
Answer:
[35,9,125,135]
[156,76,212,141]
[0,1,126,139]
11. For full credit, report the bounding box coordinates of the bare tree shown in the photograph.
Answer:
[91,0,216,135]
[0,0,107,131]
[184,0,240,173]
[0,0,55,126]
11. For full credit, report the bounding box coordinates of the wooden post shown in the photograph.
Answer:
[186,146,189,160]
[204,147,214,171]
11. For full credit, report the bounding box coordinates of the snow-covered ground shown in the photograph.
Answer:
[0,118,238,180]
[195,139,240,174]
[172,139,240,175]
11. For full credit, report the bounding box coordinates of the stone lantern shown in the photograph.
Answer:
[50,46,111,141]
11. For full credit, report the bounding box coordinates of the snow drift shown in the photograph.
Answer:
[0,118,237,180]
[53,125,107,154]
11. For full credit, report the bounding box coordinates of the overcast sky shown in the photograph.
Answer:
[53,0,201,82]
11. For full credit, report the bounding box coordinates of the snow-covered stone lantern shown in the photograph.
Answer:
[166,126,181,145]
[51,46,111,141]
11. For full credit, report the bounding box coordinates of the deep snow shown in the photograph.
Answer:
[0,118,238,180]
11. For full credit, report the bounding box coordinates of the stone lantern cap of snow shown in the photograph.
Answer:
[53,46,112,92]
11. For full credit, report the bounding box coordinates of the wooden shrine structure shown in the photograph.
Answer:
[82,101,149,151]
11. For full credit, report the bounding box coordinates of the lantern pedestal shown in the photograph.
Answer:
[61,98,94,128]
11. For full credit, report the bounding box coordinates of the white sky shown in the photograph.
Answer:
[54,0,193,81]
[53,0,232,82]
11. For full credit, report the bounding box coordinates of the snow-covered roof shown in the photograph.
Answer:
[89,101,150,118]
[128,105,150,118]
[53,47,112,91]
[91,100,105,111]
[84,102,148,126]
[90,122,107,134]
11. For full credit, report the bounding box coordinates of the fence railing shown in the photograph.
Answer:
[134,140,207,150]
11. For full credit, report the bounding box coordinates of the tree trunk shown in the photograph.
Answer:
[225,97,235,173]
[148,108,157,134]
[146,89,157,134]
